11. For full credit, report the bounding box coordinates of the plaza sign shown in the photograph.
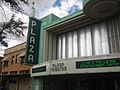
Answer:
[25,17,41,64]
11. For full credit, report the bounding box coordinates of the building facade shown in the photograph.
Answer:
[28,0,120,90]
[0,56,3,88]
[1,42,32,90]
[0,56,3,74]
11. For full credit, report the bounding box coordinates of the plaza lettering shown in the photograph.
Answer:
[28,20,36,62]
[51,63,67,72]
[25,17,41,64]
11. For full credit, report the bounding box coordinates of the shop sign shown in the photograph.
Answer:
[76,59,120,69]
[32,66,46,73]
[25,17,41,64]
[51,62,67,72]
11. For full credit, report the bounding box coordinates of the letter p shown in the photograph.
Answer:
[32,20,36,27]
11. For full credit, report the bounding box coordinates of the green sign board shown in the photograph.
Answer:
[32,66,46,73]
[76,59,120,69]
[25,17,41,64]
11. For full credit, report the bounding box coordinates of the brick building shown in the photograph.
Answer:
[1,42,32,90]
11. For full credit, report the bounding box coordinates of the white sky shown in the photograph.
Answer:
[0,0,83,56]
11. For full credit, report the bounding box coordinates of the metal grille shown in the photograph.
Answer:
[56,14,120,59]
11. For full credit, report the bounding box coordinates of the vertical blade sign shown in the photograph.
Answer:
[25,17,41,64]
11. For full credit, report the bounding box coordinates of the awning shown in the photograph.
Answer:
[1,56,9,62]
[18,52,25,58]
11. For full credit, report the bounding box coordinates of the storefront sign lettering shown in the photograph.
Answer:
[76,59,120,69]
[32,66,46,73]
[51,62,67,72]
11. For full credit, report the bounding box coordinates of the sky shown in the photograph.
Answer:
[0,0,84,56]
[19,0,83,18]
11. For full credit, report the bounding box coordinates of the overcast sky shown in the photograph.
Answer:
[0,0,84,56]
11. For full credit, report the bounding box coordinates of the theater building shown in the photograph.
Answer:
[27,0,120,90]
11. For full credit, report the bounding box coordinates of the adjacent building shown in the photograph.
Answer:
[1,42,32,90]
[0,56,3,87]
[0,56,3,74]
[25,0,120,90]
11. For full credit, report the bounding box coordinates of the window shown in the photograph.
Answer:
[45,14,120,61]
[20,57,24,64]
[107,15,120,54]
[16,54,19,64]
[56,22,110,60]
[11,56,14,64]
[3,61,9,67]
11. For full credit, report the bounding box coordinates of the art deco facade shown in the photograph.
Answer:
[25,0,120,90]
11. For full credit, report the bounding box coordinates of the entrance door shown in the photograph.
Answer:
[88,79,117,90]
[43,78,64,90]
[64,79,88,90]
[44,78,88,90]
[44,76,120,90]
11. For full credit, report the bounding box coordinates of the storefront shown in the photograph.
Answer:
[43,73,120,90]
[31,56,120,90]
